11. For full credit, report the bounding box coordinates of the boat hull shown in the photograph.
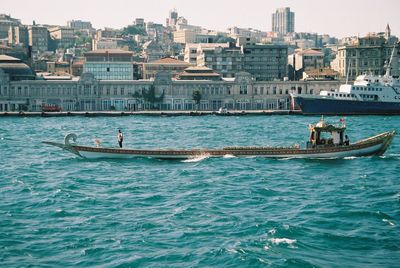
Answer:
[43,131,395,160]
[293,95,400,115]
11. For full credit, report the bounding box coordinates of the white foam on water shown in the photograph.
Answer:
[268,238,297,247]
[344,156,358,160]
[226,248,239,254]
[268,228,276,235]
[182,154,210,163]
[383,219,395,226]
[223,154,236,158]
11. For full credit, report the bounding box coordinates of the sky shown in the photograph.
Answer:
[2,0,399,38]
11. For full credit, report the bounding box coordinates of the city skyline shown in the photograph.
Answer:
[2,0,399,38]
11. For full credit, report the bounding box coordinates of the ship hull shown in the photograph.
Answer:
[43,131,395,160]
[293,95,400,115]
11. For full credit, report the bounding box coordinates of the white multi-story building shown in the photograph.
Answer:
[83,49,136,80]
[197,44,243,78]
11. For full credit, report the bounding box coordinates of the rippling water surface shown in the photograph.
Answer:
[1,115,399,267]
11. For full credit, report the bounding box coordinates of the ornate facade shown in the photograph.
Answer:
[0,69,341,112]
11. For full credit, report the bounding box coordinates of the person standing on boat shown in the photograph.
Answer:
[344,135,350,146]
[117,129,124,148]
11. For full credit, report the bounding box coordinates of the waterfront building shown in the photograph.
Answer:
[332,34,400,80]
[83,49,136,80]
[0,61,341,112]
[302,68,340,81]
[176,66,222,81]
[143,57,193,80]
[288,49,324,80]
[197,43,243,78]
[0,55,35,81]
[242,43,288,81]
[49,27,75,49]
[272,7,295,35]
[28,26,49,53]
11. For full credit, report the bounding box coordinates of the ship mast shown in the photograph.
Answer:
[345,58,351,84]
[385,45,396,77]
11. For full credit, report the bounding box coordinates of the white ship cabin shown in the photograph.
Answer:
[319,74,400,102]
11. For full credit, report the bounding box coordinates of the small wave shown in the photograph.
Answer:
[383,219,396,226]
[53,209,72,217]
[268,238,297,246]
[277,157,296,161]
[223,154,236,158]
[379,154,400,160]
[182,154,210,163]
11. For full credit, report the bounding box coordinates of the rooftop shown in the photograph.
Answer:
[0,54,21,62]
[84,49,133,55]
[297,49,324,56]
[147,57,192,65]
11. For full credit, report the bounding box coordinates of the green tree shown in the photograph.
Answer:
[122,25,146,36]
[133,86,164,110]
[192,90,202,110]
[212,34,235,43]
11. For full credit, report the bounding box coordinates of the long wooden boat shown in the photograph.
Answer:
[43,119,396,160]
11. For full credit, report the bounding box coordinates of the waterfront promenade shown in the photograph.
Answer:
[0,110,302,117]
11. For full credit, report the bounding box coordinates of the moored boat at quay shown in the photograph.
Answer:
[292,46,400,115]
[43,118,396,160]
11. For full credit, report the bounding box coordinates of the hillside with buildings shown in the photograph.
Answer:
[0,9,398,112]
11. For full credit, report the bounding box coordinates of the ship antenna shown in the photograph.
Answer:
[385,45,396,77]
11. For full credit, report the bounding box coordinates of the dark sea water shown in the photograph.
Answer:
[1,115,399,267]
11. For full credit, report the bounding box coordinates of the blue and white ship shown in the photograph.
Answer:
[292,47,400,115]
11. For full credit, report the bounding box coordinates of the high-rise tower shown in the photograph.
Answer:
[272,7,295,35]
